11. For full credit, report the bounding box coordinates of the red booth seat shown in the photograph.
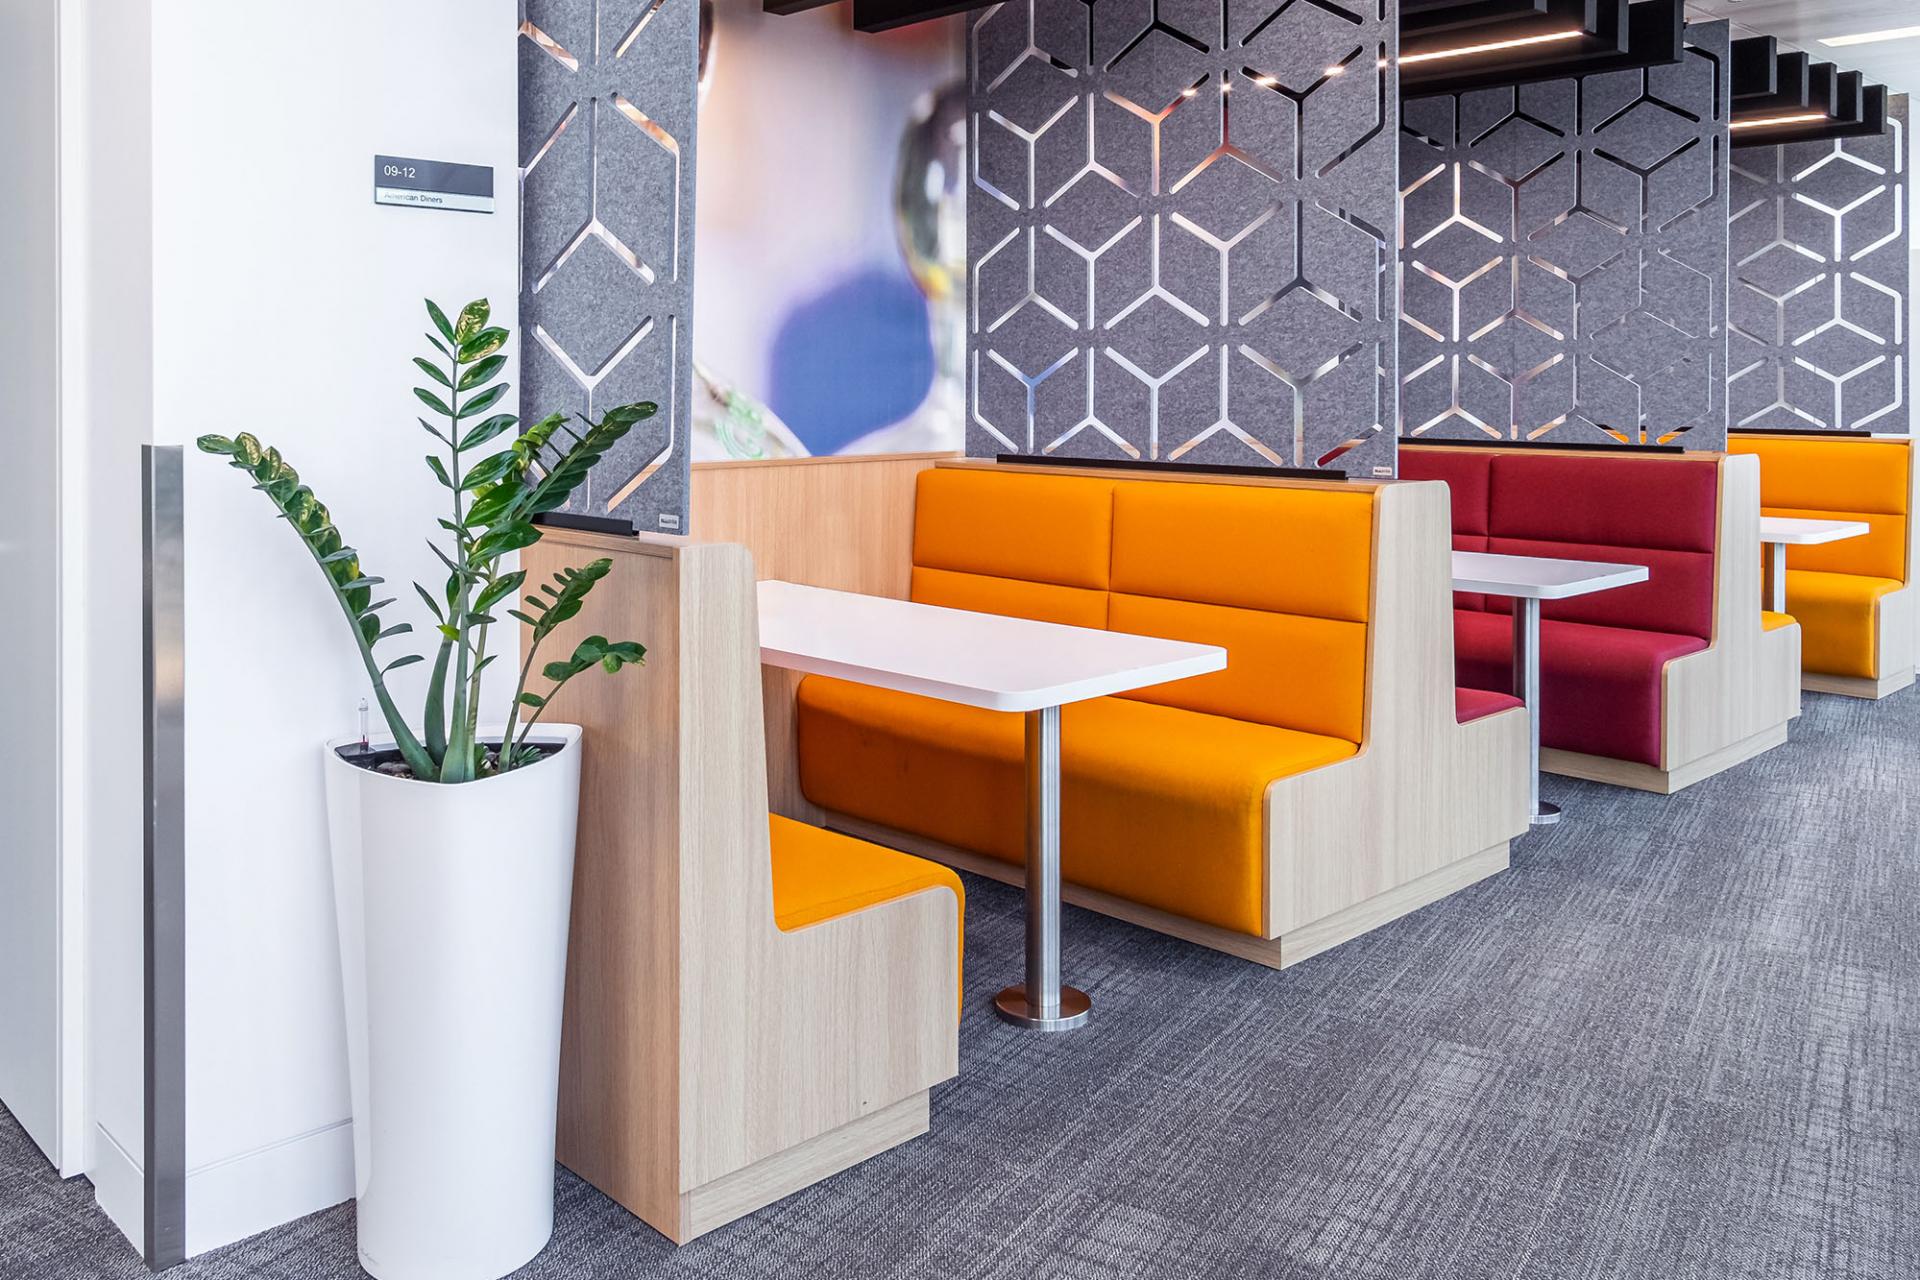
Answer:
[1402,449,1721,768]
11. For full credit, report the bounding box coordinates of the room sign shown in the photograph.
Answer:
[372,155,494,214]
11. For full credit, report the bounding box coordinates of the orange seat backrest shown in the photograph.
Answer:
[1727,436,1912,582]
[911,468,1115,628]
[909,467,1376,745]
[1107,482,1374,742]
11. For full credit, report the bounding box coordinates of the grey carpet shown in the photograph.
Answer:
[5,689,1916,1279]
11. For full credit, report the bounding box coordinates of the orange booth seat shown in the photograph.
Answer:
[1727,434,1918,698]
[791,462,1531,970]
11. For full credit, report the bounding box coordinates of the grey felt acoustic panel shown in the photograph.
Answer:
[1728,96,1909,435]
[519,0,698,533]
[1399,21,1731,449]
[966,0,1402,477]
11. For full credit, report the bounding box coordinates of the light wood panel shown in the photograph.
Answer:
[1657,453,1804,783]
[528,529,958,1246]
[693,455,946,819]
[690,453,947,599]
[1263,479,1530,938]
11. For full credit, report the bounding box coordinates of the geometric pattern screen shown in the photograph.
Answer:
[1399,22,1731,450]
[1729,95,1909,435]
[966,0,1402,478]
[519,0,698,533]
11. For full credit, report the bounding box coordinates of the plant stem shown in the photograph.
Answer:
[442,347,475,782]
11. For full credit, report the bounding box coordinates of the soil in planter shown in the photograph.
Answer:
[335,739,567,780]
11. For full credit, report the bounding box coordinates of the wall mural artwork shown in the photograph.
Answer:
[966,0,1403,477]
[520,0,699,533]
[1399,21,1731,450]
[1729,95,1909,436]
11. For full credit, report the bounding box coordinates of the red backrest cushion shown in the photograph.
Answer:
[1400,448,1493,535]
[1488,455,1719,552]
[1486,455,1720,641]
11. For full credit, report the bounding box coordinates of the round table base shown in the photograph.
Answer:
[993,985,1091,1032]
[1530,801,1562,827]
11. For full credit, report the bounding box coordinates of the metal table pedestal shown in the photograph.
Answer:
[994,705,1091,1031]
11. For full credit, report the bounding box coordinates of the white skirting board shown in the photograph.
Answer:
[185,1117,354,1257]
[88,1117,355,1260]
[90,1122,144,1254]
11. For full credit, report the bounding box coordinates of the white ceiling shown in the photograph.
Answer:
[1684,0,1920,95]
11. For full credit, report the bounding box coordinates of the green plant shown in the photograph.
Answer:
[198,298,650,782]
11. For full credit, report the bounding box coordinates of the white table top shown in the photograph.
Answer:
[756,580,1227,713]
[1452,550,1650,600]
[1759,516,1870,545]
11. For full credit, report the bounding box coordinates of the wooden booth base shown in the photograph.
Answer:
[1802,668,1916,701]
[825,814,1510,972]
[657,1092,931,1246]
[1542,722,1790,796]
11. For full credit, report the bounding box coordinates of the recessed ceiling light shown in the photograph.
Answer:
[1819,26,1920,47]
[1730,112,1830,130]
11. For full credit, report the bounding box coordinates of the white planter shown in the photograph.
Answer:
[323,725,583,1280]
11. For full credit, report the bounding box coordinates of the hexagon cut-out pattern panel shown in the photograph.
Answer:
[966,0,1402,478]
[520,0,698,534]
[1729,95,1909,435]
[1399,21,1731,450]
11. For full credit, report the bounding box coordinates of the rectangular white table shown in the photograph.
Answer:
[1451,552,1649,826]
[1758,516,1870,613]
[756,580,1225,1032]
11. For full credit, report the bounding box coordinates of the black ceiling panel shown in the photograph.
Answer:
[1731,35,1777,99]
[1402,0,1705,97]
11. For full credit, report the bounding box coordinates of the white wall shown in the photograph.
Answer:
[62,0,157,1241]
[0,0,67,1173]
[146,0,518,1255]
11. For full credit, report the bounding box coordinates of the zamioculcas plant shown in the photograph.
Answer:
[198,297,651,782]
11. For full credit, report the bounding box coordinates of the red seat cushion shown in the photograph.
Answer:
[1455,687,1522,724]
[1454,610,1706,767]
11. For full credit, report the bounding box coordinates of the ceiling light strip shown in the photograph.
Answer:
[1399,28,1587,66]
[1819,26,1920,48]
[1729,112,1830,131]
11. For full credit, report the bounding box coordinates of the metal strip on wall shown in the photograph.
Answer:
[142,444,186,1271]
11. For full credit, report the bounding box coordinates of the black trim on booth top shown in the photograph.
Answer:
[1403,436,1687,455]
[532,511,638,537]
[1728,426,1877,438]
[995,454,1343,482]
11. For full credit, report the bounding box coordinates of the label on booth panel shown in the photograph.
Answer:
[373,155,494,214]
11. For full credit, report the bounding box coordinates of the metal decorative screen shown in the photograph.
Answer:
[1399,21,1731,449]
[966,0,1402,477]
[1729,95,1909,435]
[519,0,699,533]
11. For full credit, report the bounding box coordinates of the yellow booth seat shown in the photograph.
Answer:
[794,463,1531,967]
[1728,435,1917,695]
[770,814,964,1008]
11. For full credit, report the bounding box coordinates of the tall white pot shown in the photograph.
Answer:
[323,724,583,1280]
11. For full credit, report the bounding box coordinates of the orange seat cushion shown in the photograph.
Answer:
[1760,611,1795,633]
[769,814,964,1011]
[1783,570,1902,679]
[795,675,1357,936]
